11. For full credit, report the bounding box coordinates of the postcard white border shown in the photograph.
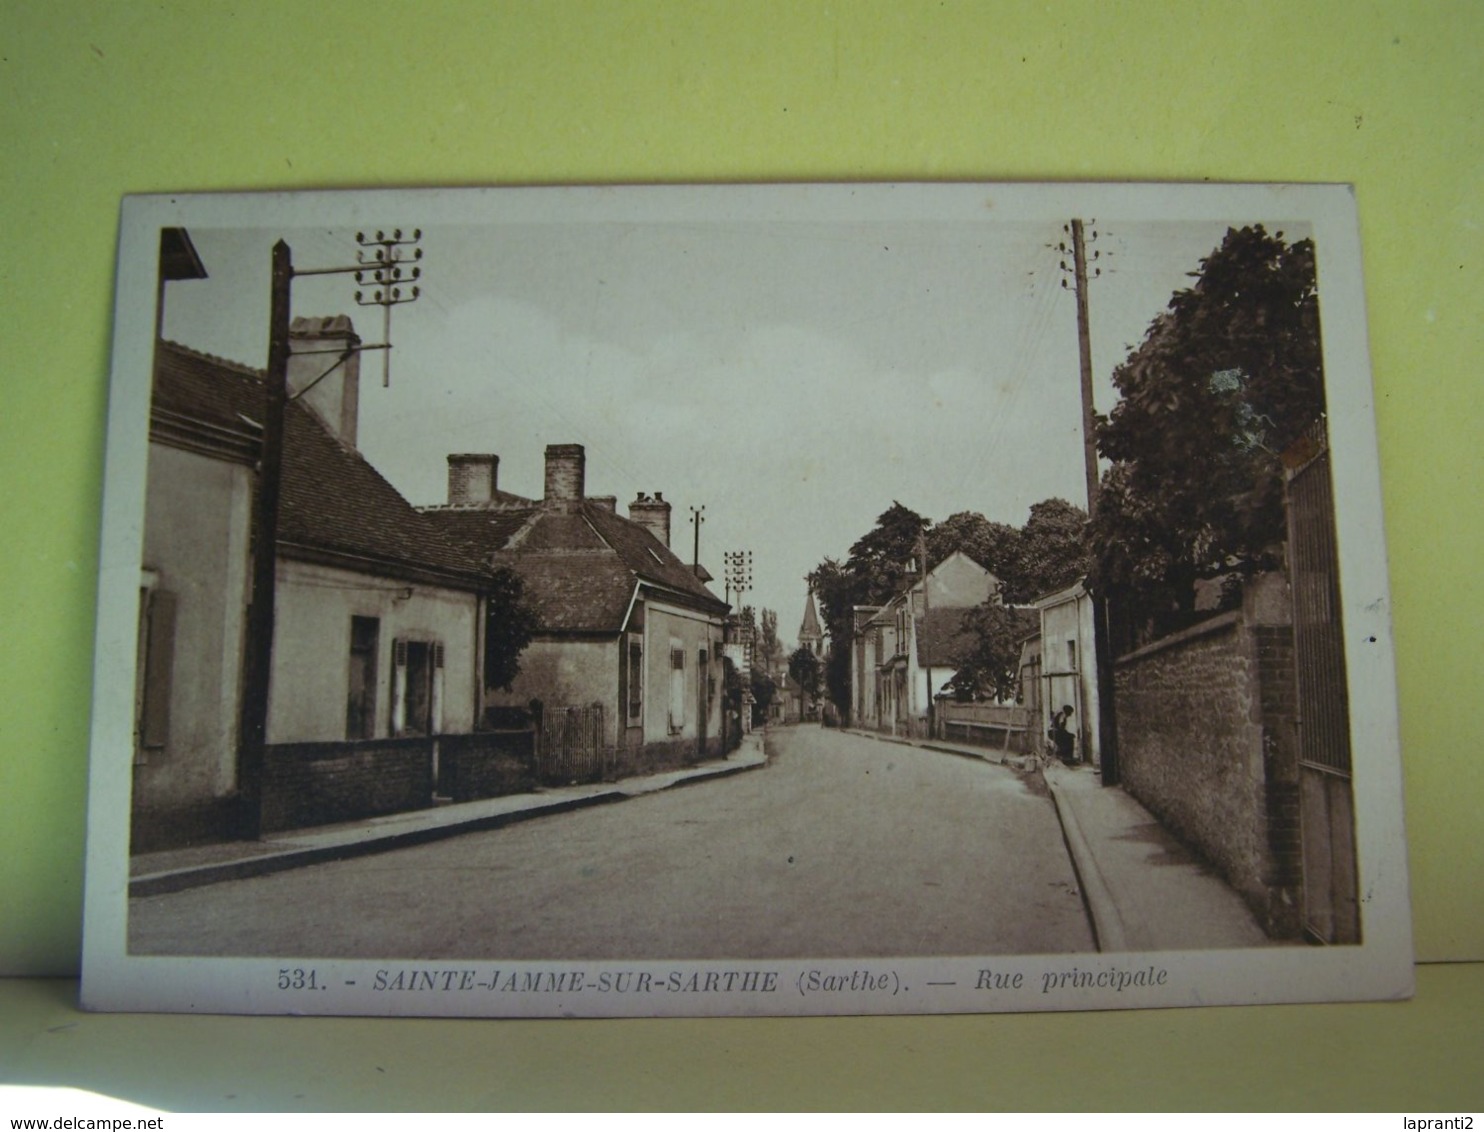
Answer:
[81,182,1412,1018]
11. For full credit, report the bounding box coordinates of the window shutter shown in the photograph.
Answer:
[668,644,686,733]
[391,639,408,735]
[140,589,177,751]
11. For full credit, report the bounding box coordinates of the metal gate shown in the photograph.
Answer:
[1285,420,1361,943]
[536,703,607,785]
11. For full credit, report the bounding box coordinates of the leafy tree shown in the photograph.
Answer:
[804,557,861,716]
[758,608,783,673]
[1005,498,1091,604]
[927,511,1020,579]
[1091,225,1323,614]
[483,566,540,692]
[844,502,929,606]
[749,668,777,722]
[808,498,1089,715]
[945,596,1031,703]
[788,645,821,701]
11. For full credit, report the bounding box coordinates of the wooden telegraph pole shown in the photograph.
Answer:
[236,231,423,838]
[1065,218,1121,786]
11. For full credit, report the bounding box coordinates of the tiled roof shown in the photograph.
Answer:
[154,340,488,587]
[915,605,1039,667]
[424,507,533,560]
[915,606,978,668]
[422,497,726,634]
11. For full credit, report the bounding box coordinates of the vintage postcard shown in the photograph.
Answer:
[81,182,1411,1017]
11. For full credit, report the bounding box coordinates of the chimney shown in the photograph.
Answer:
[589,495,618,513]
[288,315,361,447]
[543,443,586,506]
[447,454,499,506]
[628,491,672,548]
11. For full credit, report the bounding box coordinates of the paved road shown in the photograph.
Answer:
[129,726,1094,959]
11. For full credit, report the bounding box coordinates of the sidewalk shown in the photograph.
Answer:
[129,735,767,898]
[843,726,1273,952]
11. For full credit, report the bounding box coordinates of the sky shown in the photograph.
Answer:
[160,207,1284,648]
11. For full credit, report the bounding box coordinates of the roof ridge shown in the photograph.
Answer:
[159,338,265,380]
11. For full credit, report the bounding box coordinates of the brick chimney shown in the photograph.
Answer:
[543,443,586,507]
[447,454,499,506]
[589,495,618,513]
[629,491,672,547]
[288,315,360,447]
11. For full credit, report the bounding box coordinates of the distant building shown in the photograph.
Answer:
[1032,579,1101,767]
[798,591,825,658]
[850,550,999,737]
[423,445,730,772]
[135,230,509,850]
[139,332,493,849]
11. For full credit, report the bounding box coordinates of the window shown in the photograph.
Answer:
[346,616,379,740]
[135,585,177,763]
[392,638,444,737]
[626,633,644,724]
[668,641,686,734]
[1067,640,1077,672]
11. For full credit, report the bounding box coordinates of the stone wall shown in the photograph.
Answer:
[441,730,537,802]
[1113,574,1302,937]
[261,737,433,833]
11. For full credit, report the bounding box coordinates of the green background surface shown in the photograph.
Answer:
[2,1,1480,1110]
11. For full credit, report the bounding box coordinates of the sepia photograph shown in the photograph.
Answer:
[81,182,1410,1018]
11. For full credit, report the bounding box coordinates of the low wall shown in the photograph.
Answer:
[610,734,726,780]
[261,737,433,833]
[937,703,1031,752]
[442,730,537,802]
[1113,577,1302,937]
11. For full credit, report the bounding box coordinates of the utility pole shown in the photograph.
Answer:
[689,504,705,570]
[1060,218,1121,786]
[1071,220,1102,513]
[236,231,423,838]
[236,240,292,839]
[723,549,753,736]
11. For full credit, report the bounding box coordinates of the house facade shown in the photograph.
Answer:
[850,550,998,737]
[424,444,731,775]
[1033,579,1101,767]
[136,294,494,848]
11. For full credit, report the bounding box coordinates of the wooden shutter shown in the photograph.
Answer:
[391,639,408,735]
[139,589,177,751]
[668,643,686,734]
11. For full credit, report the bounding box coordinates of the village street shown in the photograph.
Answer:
[129,726,1094,960]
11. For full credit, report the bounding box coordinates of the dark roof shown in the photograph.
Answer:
[916,605,1038,668]
[153,340,488,588]
[159,228,208,282]
[423,496,726,634]
[423,507,533,560]
[915,607,977,668]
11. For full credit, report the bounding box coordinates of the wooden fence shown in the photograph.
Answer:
[935,702,1033,753]
[536,703,609,785]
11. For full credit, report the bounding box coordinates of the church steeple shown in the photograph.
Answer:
[799,590,824,656]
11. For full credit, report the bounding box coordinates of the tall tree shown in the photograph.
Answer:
[844,502,929,606]
[482,566,540,692]
[1090,225,1324,611]
[788,646,822,701]
[927,511,1021,579]
[1006,498,1091,604]
[945,596,1031,703]
[757,607,782,673]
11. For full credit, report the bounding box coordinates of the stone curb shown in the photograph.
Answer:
[130,753,766,899]
[1043,773,1128,953]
